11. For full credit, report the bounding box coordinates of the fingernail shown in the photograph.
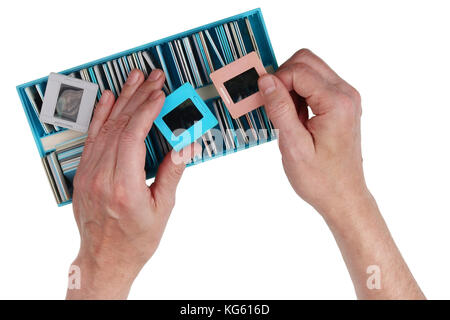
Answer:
[193,143,203,157]
[148,69,162,81]
[127,70,140,85]
[258,75,276,95]
[182,143,202,164]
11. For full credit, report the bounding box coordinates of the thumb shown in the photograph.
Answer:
[258,74,312,144]
[150,143,201,208]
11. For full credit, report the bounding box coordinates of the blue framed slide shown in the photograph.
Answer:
[16,8,279,206]
[155,83,218,152]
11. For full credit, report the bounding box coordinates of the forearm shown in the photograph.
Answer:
[322,190,425,299]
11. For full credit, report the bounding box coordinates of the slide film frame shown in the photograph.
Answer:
[154,83,218,152]
[39,73,98,133]
[16,9,278,206]
[210,52,266,119]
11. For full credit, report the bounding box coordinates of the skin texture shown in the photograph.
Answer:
[66,69,199,299]
[67,49,425,300]
[257,49,425,299]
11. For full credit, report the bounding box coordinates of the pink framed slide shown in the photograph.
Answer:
[210,52,267,119]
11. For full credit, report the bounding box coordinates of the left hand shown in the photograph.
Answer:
[67,69,198,299]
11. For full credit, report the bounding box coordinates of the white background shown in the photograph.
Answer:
[1,0,449,299]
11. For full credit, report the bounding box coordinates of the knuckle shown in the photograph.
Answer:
[349,86,361,103]
[89,172,108,197]
[335,92,358,119]
[119,128,139,144]
[84,136,96,148]
[135,85,150,97]
[337,92,354,109]
[168,164,184,181]
[118,87,132,100]
[267,100,292,121]
[292,62,309,73]
[334,81,362,117]
[337,82,361,104]
[99,120,116,136]
[348,87,362,116]
[291,62,313,79]
[136,81,159,96]
[100,114,131,136]
[111,185,130,209]
[115,114,132,130]
[294,48,313,60]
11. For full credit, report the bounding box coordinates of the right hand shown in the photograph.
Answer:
[258,49,367,218]
[258,49,425,300]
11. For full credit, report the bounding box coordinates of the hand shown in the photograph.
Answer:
[258,49,424,299]
[67,69,198,299]
[258,49,365,218]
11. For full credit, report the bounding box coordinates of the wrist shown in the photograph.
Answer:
[66,252,142,300]
[318,186,379,232]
